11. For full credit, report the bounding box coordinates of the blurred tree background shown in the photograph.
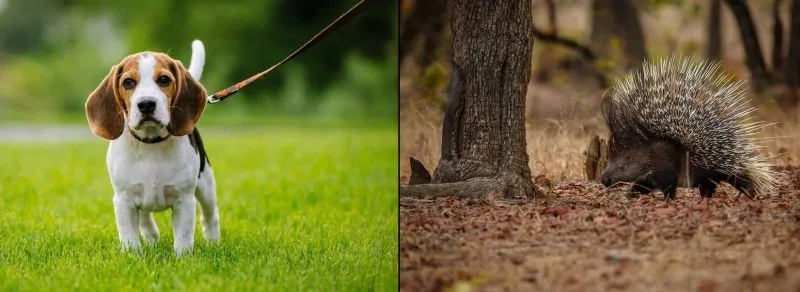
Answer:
[400,0,800,122]
[0,0,397,124]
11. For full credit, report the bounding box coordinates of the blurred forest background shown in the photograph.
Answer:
[400,0,800,180]
[0,0,397,124]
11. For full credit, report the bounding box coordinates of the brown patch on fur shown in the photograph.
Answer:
[149,53,182,106]
[85,56,134,140]
[154,53,207,136]
[114,56,140,111]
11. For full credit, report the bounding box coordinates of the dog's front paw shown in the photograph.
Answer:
[120,241,142,255]
[174,244,193,257]
[141,229,159,245]
[204,231,220,244]
[201,213,220,244]
[140,221,160,244]
[139,212,160,244]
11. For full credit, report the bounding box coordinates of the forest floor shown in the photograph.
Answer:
[400,81,800,291]
[400,173,800,291]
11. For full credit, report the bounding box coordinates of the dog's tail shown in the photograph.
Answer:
[188,40,205,81]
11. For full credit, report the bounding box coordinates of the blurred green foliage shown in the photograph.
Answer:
[0,0,397,123]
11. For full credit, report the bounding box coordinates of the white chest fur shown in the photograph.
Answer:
[107,131,199,212]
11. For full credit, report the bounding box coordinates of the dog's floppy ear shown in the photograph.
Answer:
[86,64,125,140]
[167,59,207,136]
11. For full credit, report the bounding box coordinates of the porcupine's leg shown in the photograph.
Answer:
[662,185,677,200]
[628,183,652,198]
[653,176,679,200]
[688,168,719,198]
[697,180,717,198]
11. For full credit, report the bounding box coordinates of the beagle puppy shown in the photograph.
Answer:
[85,40,219,256]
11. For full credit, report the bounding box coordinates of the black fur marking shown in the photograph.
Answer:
[188,128,210,177]
[129,129,168,144]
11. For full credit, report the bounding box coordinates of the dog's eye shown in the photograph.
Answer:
[156,75,171,87]
[122,78,136,90]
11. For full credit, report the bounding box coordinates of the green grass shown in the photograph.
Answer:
[0,125,398,291]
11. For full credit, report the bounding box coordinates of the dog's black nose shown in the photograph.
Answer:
[137,100,156,115]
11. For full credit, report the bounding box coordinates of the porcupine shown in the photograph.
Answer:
[599,56,780,199]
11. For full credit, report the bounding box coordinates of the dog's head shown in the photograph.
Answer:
[85,52,207,142]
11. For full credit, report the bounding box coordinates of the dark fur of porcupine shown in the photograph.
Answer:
[599,56,780,199]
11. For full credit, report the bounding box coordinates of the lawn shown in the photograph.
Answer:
[0,124,399,291]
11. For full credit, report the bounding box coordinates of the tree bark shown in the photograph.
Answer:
[401,0,536,199]
[724,0,771,90]
[584,135,608,181]
[707,0,722,60]
[408,157,432,185]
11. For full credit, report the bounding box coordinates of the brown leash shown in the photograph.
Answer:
[207,0,381,104]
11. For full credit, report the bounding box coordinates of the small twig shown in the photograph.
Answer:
[531,26,597,61]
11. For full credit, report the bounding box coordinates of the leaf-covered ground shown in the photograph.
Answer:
[400,168,800,291]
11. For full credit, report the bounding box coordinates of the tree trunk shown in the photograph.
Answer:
[611,0,647,66]
[787,0,800,101]
[401,0,536,199]
[589,0,646,68]
[707,0,722,60]
[399,0,448,70]
[724,0,771,90]
[533,0,607,88]
[772,0,784,78]
[589,0,614,59]
[545,0,557,35]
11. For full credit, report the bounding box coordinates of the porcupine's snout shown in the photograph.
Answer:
[599,151,638,188]
[600,169,612,187]
[600,140,683,189]
[600,163,630,188]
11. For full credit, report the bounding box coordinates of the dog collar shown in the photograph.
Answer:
[129,129,169,144]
